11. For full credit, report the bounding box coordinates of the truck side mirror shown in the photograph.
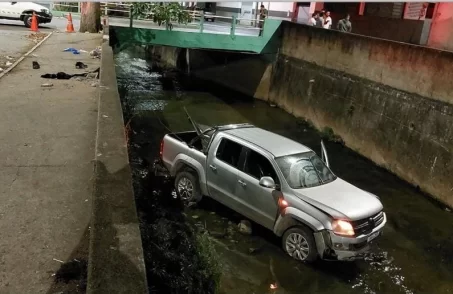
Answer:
[259,176,276,189]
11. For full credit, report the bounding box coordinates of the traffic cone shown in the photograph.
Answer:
[30,12,38,32]
[66,13,75,33]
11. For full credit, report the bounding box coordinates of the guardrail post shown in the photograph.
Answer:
[129,6,133,28]
[104,5,108,16]
[78,2,81,14]
[230,15,236,37]
[200,11,204,33]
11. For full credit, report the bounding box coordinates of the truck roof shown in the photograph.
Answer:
[224,126,312,158]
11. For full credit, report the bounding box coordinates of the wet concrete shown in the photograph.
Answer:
[116,47,453,294]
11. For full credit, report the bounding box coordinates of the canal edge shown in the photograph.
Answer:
[86,25,149,294]
[0,31,53,80]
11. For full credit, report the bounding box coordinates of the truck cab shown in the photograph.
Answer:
[0,2,52,28]
[158,116,387,262]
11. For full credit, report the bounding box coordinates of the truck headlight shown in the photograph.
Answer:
[332,220,355,236]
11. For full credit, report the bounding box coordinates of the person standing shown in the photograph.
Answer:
[258,4,268,36]
[309,12,318,26]
[323,11,332,29]
[316,11,324,27]
[337,14,352,32]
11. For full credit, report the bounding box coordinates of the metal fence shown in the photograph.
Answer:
[50,2,263,37]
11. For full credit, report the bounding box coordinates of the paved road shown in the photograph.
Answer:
[0,32,101,293]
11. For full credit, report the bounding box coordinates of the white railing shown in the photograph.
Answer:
[50,2,264,36]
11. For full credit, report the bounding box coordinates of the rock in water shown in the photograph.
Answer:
[238,220,252,235]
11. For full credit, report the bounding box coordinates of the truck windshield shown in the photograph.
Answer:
[275,152,336,189]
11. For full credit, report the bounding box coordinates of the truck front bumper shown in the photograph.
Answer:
[315,212,387,261]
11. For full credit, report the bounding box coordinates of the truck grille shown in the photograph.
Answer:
[352,211,384,236]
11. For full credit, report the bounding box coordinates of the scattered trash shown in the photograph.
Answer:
[41,83,53,87]
[238,220,252,235]
[5,56,13,60]
[446,207,451,212]
[270,103,276,108]
[0,68,3,72]
[192,215,200,219]
[79,49,88,53]
[41,68,99,80]
[53,258,64,263]
[90,47,102,59]
[27,32,47,43]
[209,230,226,238]
[102,114,109,118]
[63,47,80,55]
[31,54,38,57]
[32,61,40,69]
[91,82,98,87]
[248,247,262,254]
[5,61,12,67]
[75,61,88,69]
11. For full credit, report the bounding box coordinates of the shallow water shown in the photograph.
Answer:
[116,48,453,294]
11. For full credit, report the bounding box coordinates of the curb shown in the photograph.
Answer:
[0,32,53,80]
[86,25,148,294]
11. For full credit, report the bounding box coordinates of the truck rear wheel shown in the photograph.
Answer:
[175,171,202,203]
[282,226,318,263]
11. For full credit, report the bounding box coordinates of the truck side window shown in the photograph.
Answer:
[216,138,243,168]
[244,149,279,184]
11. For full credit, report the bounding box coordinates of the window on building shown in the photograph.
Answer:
[425,3,436,19]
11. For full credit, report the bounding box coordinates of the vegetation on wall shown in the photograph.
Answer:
[131,2,192,30]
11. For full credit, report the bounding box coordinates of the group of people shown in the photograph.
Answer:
[309,11,352,32]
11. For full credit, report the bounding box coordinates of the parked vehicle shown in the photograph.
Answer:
[155,111,387,262]
[0,2,52,28]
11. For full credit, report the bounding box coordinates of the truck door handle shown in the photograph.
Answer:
[209,164,217,171]
[238,179,247,187]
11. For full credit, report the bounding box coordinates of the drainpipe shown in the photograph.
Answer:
[186,49,190,75]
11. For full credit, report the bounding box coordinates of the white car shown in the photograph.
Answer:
[0,2,52,28]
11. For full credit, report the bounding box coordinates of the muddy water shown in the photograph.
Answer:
[116,48,453,294]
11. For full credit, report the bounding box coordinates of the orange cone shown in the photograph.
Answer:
[30,12,38,32]
[66,13,75,33]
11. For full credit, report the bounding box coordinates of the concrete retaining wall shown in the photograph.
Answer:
[87,29,148,293]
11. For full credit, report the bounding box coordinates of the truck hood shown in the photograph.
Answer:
[292,178,383,221]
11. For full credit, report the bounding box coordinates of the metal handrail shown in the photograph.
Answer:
[51,3,263,37]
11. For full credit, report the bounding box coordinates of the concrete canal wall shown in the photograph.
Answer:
[146,22,453,208]
[88,28,148,293]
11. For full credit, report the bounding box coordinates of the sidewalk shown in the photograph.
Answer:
[0,32,101,293]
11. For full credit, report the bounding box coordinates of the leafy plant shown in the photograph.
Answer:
[131,2,192,30]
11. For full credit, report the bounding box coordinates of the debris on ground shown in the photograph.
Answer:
[41,83,53,87]
[446,207,451,212]
[5,61,12,67]
[90,82,98,87]
[248,247,262,255]
[90,47,102,59]
[0,68,3,72]
[32,61,40,69]
[238,220,252,235]
[63,47,80,55]
[75,62,88,69]
[26,32,47,43]
[209,230,226,238]
[41,68,100,80]
[5,56,13,60]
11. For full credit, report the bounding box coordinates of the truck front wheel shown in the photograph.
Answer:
[282,226,318,263]
[175,171,202,203]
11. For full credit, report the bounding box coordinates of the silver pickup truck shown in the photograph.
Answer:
[157,113,387,262]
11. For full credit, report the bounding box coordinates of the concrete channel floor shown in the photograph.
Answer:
[0,32,101,292]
